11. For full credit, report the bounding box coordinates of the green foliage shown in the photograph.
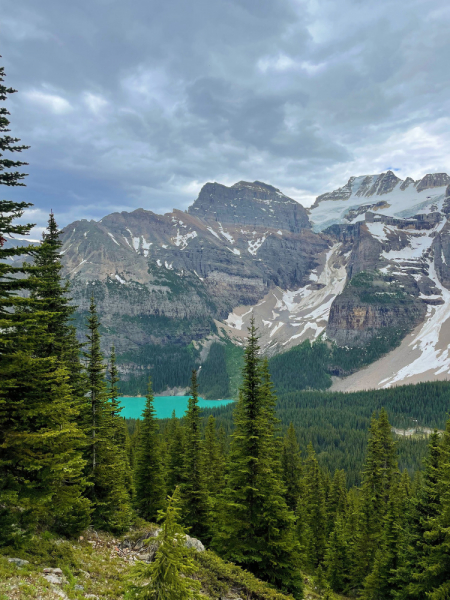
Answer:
[82,298,132,533]
[270,339,332,393]
[128,488,202,600]
[198,340,244,400]
[198,342,230,399]
[117,340,200,395]
[215,319,303,599]
[196,550,297,600]
[181,371,210,541]
[203,381,448,486]
[134,379,166,522]
[0,207,90,542]
[281,423,303,512]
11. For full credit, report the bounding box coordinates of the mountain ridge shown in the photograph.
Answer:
[58,173,450,394]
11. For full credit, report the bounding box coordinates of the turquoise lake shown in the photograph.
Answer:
[118,396,234,420]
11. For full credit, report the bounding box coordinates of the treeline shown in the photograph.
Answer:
[199,381,450,486]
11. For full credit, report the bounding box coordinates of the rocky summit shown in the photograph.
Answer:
[60,172,450,393]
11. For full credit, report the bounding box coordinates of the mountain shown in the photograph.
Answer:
[60,172,450,394]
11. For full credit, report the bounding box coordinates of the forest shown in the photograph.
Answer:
[2,63,450,600]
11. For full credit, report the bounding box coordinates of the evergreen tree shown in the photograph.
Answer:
[128,487,202,600]
[214,319,303,599]
[166,411,185,493]
[203,415,226,498]
[408,421,450,599]
[325,513,350,593]
[303,443,327,569]
[82,298,132,532]
[326,469,348,535]
[32,213,84,389]
[398,431,442,600]
[134,378,166,522]
[181,370,209,541]
[350,409,397,589]
[282,423,303,512]
[362,474,410,600]
[0,69,91,540]
[108,346,134,498]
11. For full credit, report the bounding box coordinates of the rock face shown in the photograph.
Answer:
[60,172,450,391]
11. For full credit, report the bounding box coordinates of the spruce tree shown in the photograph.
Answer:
[408,421,450,599]
[326,469,348,535]
[350,409,397,589]
[203,415,226,498]
[0,67,90,540]
[181,370,209,541]
[82,298,132,532]
[362,474,409,600]
[108,346,134,498]
[129,488,202,600]
[214,319,303,599]
[325,513,350,593]
[134,378,166,522]
[167,411,185,494]
[282,423,303,512]
[396,431,441,600]
[303,443,327,569]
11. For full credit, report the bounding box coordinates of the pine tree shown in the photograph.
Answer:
[303,443,327,569]
[395,431,441,600]
[0,68,91,541]
[282,423,303,512]
[408,421,450,599]
[327,469,348,535]
[108,346,134,498]
[167,411,185,494]
[362,474,410,600]
[350,409,397,589]
[325,513,350,593]
[134,378,166,522]
[181,370,209,541]
[82,298,132,532]
[214,318,303,599]
[203,415,226,498]
[128,487,202,600]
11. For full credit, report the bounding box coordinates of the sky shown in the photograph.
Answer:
[3,0,450,237]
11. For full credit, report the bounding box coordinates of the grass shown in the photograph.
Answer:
[0,527,342,600]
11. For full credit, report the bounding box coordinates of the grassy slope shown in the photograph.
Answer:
[0,528,333,600]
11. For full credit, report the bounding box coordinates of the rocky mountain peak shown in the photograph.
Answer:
[187,180,310,232]
[416,173,450,192]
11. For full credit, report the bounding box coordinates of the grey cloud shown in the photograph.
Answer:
[2,0,450,234]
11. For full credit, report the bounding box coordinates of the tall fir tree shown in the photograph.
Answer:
[181,370,210,541]
[303,443,327,569]
[0,66,90,541]
[350,409,397,589]
[325,513,351,593]
[408,420,450,600]
[326,469,348,535]
[282,423,303,512]
[167,411,185,494]
[362,474,410,600]
[203,415,226,499]
[108,346,134,498]
[214,318,303,599]
[82,298,132,532]
[134,378,166,522]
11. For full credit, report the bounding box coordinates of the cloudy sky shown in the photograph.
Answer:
[3,0,450,236]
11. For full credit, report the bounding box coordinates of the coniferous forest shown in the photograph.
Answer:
[3,63,450,600]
